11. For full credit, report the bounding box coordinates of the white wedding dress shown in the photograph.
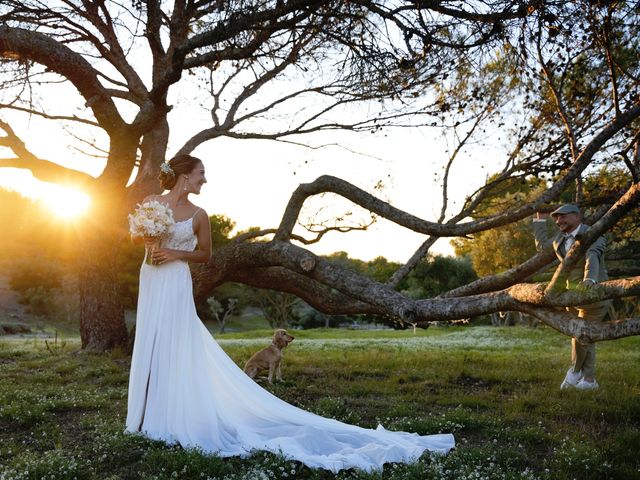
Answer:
[125,216,455,472]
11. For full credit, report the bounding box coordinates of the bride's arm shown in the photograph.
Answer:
[153,209,212,264]
[188,209,212,263]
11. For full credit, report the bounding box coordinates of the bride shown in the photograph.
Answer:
[126,154,455,473]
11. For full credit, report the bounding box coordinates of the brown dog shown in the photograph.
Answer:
[244,329,295,383]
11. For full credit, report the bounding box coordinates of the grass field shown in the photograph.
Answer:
[1,326,639,479]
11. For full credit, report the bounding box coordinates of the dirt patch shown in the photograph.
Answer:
[452,374,500,390]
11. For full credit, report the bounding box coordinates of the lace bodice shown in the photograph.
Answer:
[162,218,198,252]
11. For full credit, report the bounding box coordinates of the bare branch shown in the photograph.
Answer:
[387,237,439,289]
[598,7,621,118]
[615,130,640,183]
[0,26,126,136]
[58,0,149,98]
[0,102,99,127]
[276,102,640,242]
[387,106,492,288]
[231,219,373,246]
[535,21,578,160]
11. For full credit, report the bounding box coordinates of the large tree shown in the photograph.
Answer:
[0,1,638,350]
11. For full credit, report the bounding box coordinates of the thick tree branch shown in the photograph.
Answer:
[0,26,126,135]
[0,157,97,188]
[275,103,640,242]
[441,248,557,298]
[0,118,97,187]
[198,240,640,342]
[216,266,381,316]
[519,306,639,343]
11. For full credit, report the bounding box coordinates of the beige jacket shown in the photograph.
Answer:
[532,220,608,288]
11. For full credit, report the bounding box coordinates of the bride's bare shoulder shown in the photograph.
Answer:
[193,206,208,220]
[192,206,209,226]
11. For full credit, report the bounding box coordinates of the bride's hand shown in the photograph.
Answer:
[152,248,179,265]
[143,236,157,247]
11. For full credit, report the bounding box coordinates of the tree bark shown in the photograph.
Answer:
[127,120,170,203]
[77,203,129,350]
[79,259,128,351]
[77,175,134,350]
[193,239,640,342]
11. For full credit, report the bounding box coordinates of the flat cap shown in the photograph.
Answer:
[551,204,580,216]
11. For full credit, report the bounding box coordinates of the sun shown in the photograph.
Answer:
[45,185,91,220]
[0,171,92,220]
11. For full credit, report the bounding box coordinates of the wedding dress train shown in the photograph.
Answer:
[125,217,455,472]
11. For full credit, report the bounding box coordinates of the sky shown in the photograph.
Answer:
[0,26,505,264]
[0,117,498,262]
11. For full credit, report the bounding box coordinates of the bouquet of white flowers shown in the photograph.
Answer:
[128,200,175,265]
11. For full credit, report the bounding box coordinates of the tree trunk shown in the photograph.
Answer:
[78,188,130,351]
[79,263,128,351]
[75,131,151,351]
[127,119,169,203]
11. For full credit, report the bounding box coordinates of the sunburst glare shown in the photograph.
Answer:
[0,172,92,221]
[45,186,91,220]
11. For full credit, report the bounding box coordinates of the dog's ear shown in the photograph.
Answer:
[273,330,285,348]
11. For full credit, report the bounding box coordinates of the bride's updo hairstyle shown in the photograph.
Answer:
[158,154,203,191]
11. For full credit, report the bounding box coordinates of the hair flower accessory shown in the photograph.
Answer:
[160,162,174,176]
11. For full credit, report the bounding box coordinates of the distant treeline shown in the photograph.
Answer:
[1,188,478,329]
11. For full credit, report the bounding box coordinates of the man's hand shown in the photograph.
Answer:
[577,279,596,291]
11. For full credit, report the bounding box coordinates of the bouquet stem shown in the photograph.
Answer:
[145,238,162,265]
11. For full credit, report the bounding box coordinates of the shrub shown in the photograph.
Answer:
[8,259,63,294]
